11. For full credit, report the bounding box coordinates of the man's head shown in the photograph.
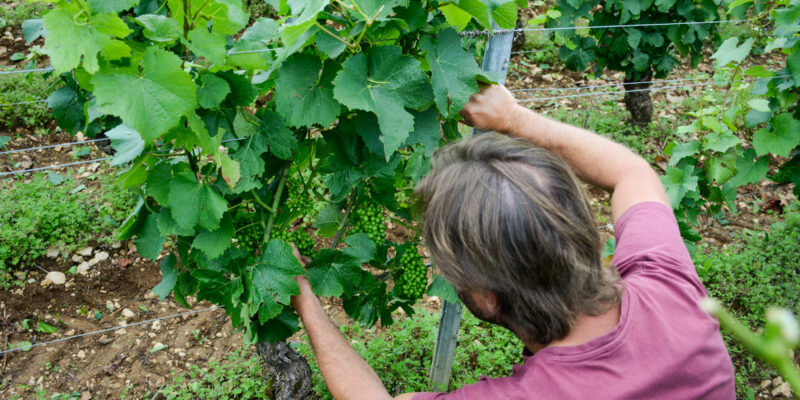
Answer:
[414,133,621,345]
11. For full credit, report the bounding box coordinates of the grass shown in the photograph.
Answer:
[159,349,271,400]
[694,202,800,399]
[0,172,136,288]
[297,308,523,398]
[0,2,48,29]
[0,72,59,132]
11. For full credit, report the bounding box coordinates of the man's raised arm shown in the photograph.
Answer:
[459,85,669,222]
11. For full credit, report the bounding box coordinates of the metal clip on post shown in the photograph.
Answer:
[428,22,514,392]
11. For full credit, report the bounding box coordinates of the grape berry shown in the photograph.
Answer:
[396,245,428,299]
[772,156,800,184]
[272,228,316,255]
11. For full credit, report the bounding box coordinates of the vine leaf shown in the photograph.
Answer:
[43,7,131,74]
[440,3,473,31]
[660,164,699,207]
[192,216,234,260]
[305,249,364,297]
[152,254,179,300]
[421,28,485,118]
[275,54,341,128]
[135,14,181,43]
[197,74,231,109]
[92,46,197,142]
[260,111,298,160]
[136,213,166,260]
[313,203,342,237]
[167,169,228,231]
[256,308,300,343]
[231,135,269,193]
[712,37,754,68]
[228,18,279,70]
[282,0,328,49]
[88,0,139,13]
[753,113,800,157]
[186,27,227,65]
[453,0,492,30]
[250,239,304,307]
[333,46,433,159]
[106,124,145,166]
[727,148,770,187]
[426,274,460,304]
[343,233,377,264]
[47,87,84,134]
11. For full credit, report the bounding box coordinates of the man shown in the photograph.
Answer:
[290,85,736,399]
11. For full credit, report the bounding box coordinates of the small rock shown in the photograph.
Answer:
[72,254,84,263]
[45,271,66,285]
[14,271,26,280]
[77,350,86,359]
[46,247,60,259]
[115,328,127,335]
[0,46,7,58]
[760,380,773,389]
[76,262,90,275]
[80,392,92,400]
[88,258,100,267]
[151,320,161,331]
[78,247,94,257]
[772,382,791,398]
[111,242,122,249]
[94,251,109,262]
[774,377,785,387]
[121,308,135,319]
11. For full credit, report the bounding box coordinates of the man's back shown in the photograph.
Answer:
[413,202,736,400]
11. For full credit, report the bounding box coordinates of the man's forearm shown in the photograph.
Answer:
[293,291,392,400]
[504,105,648,193]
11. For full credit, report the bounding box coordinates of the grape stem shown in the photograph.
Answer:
[264,167,289,243]
[331,188,358,248]
[250,189,276,214]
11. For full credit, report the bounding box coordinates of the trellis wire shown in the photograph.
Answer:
[461,18,754,37]
[0,137,111,156]
[0,157,112,177]
[0,306,219,356]
[0,67,54,75]
[510,75,715,92]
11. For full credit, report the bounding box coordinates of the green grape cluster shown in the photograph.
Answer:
[272,228,316,255]
[286,178,314,216]
[352,201,385,243]
[397,245,428,299]
[772,156,800,184]
[235,223,264,250]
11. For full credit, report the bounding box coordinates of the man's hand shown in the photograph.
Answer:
[459,84,521,132]
[289,243,316,315]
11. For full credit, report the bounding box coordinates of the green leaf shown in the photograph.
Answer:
[728,148,770,187]
[315,27,347,58]
[22,18,45,44]
[92,46,197,142]
[146,162,173,205]
[485,0,518,29]
[186,27,227,65]
[136,213,166,260]
[421,28,484,118]
[282,0,328,48]
[712,37,754,68]
[0,136,8,148]
[47,87,84,134]
[275,54,341,128]
[250,239,304,305]
[667,140,700,166]
[228,18,279,69]
[255,308,299,344]
[747,98,770,112]
[313,203,341,237]
[456,0,491,30]
[426,274,460,304]
[11,341,32,352]
[43,7,132,74]
[157,207,195,236]
[231,134,269,193]
[136,14,181,43]
[37,321,57,334]
[106,124,145,166]
[305,249,363,297]
[440,3,472,31]
[153,254,179,300]
[343,233,377,263]
[89,0,139,13]
[260,111,298,160]
[626,29,642,49]
[787,50,800,86]
[197,74,231,109]
[192,216,234,259]
[333,46,433,158]
[631,50,649,71]
[704,131,741,153]
[168,169,228,231]
[705,155,735,185]
[744,65,775,78]
[753,114,800,157]
[660,165,699,207]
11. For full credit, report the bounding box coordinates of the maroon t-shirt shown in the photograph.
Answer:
[413,202,736,400]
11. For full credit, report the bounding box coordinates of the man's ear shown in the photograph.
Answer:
[469,289,501,316]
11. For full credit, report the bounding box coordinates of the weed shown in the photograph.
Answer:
[0,173,135,287]
[160,349,271,399]
[0,72,58,131]
[0,2,48,29]
[695,202,800,397]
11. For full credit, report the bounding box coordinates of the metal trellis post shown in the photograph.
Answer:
[427,22,514,392]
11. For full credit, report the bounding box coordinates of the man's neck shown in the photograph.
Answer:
[524,302,622,354]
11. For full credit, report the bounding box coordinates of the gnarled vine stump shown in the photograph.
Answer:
[623,68,654,133]
[256,340,315,400]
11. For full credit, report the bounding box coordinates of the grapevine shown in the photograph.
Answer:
[772,156,800,185]
[351,200,386,244]
[396,245,428,300]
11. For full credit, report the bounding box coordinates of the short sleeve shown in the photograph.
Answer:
[412,375,514,400]
[611,202,693,277]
